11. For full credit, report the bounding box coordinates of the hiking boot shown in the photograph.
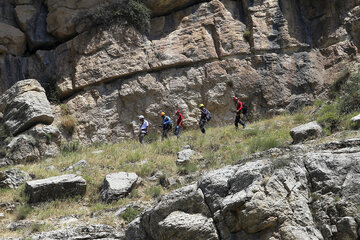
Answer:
[243,124,246,129]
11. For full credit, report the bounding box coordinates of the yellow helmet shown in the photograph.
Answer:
[161,112,165,116]
[199,104,204,108]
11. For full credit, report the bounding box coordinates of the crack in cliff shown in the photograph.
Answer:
[197,186,223,240]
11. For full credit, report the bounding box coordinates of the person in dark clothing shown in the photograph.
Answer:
[199,104,211,134]
[160,112,172,140]
[233,97,246,129]
[174,110,183,139]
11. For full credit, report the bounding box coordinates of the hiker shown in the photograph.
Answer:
[138,115,149,144]
[174,110,183,139]
[199,104,211,134]
[233,97,246,129]
[160,112,172,140]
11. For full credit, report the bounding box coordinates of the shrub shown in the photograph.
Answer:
[61,141,81,153]
[78,0,151,34]
[120,207,141,223]
[177,162,198,175]
[339,71,360,114]
[16,205,33,220]
[60,104,71,115]
[243,30,251,42]
[316,104,341,134]
[60,115,77,134]
[145,185,162,198]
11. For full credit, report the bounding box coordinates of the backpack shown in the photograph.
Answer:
[242,104,248,115]
[165,116,173,128]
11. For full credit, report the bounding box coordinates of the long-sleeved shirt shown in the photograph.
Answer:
[162,116,172,125]
[235,101,243,114]
[176,114,183,127]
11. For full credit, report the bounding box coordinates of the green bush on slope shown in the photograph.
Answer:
[78,0,151,34]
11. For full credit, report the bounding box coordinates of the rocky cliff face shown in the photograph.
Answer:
[0,0,360,143]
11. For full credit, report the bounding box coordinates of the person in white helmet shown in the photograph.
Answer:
[138,115,149,144]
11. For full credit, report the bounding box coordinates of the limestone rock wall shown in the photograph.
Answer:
[0,0,360,143]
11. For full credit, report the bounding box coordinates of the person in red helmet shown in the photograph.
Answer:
[233,97,246,129]
[174,110,183,139]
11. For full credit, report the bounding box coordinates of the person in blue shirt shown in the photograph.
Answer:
[160,112,172,140]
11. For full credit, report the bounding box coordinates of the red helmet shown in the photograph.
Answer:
[233,97,238,101]
[175,110,180,115]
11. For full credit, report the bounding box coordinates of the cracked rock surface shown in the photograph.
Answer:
[126,138,360,240]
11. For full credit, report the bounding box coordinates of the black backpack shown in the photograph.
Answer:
[207,110,212,121]
[242,104,248,115]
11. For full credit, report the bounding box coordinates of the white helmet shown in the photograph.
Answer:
[138,115,144,119]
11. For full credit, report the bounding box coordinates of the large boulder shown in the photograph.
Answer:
[0,168,31,189]
[0,22,26,55]
[290,121,323,144]
[25,174,86,203]
[5,125,60,165]
[0,79,54,136]
[157,211,218,240]
[99,172,138,202]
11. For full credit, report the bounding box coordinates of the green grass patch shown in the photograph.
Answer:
[120,207,142,223]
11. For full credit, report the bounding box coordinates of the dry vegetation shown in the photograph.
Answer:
[1,101,360,236]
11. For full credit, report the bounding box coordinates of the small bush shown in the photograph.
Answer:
[60,104,71,115]
[60,115,77,134]
[30,223,45,233]
[316,104,341,134]
[16,205,33,220]
[339,71,360,114]
[78,0,151,34]
[243,30,251,42]
[226,80,234,88]
[61,141,81,153]
[120,207,141,223]
[177,162,198,175]
[145,185,162,198]
[293,113,307,124]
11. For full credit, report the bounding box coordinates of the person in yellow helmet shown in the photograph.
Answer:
[199,104,211,134]
[160,112,172,140]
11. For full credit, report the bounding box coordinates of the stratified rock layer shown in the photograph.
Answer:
[0,79,54,136]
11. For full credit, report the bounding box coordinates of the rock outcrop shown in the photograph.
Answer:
[25,174,86,203]
[31,224,124,240]
[0,0,359,143]
[290,121,323,144]
[126,138,360,240]
[0,79,54,136]
[2,124,60,165]
[0,168,31,189]
[99,172,138,203]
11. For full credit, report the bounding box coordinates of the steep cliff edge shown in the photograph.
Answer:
[0,0,360,143]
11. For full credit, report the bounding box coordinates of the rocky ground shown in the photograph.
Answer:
[1,132,360,239]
